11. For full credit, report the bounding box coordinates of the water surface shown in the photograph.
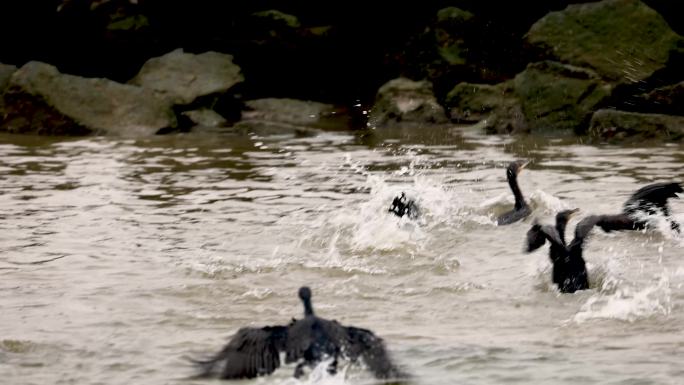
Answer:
[1,127,683,385]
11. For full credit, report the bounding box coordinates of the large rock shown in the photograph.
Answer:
[589,109,684,141]
[0,63,17,92]
[446,82,514,122]
[446,61,612,134]
[232,98,353,135]
[433,7,476,67]
[368,78,448,127]
[1,61,176,136]
[129,49,243,105]
[513,61,612,132]
[526,0,684,84]
[633,81,684,115]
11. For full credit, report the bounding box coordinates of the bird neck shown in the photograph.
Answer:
[555,220,568,244]
[508,173,526,210]
[303,298,314,316]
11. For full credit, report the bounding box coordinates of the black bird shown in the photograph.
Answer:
[526,209,601,293]
[388,192,419,219]
[496,160,531,225]
[593,182,682,233]
[191,287,407,381]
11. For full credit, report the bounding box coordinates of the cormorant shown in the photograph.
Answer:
[388,192,419,219]
[593,182,682,233]
[191,287,407,381]
[496,160,531,225]
[526,209,601,293]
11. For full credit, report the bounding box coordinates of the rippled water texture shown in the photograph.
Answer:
[1,127,683,385]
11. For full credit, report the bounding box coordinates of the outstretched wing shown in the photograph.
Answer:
[525,223,563,252]
[568,215,602,256]
[190,326,288,379]
[623,182,682,214]
[344,326,408,380]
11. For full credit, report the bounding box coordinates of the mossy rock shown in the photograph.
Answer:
[526,0,684,84]
[513,61,612,132]
[589,109,684,141]
[446,82,514,122]
[369,78,448,127]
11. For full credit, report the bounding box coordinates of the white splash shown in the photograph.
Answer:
[573,274,672,323]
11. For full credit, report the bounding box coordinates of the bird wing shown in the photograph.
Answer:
[568,215,601,255]
[526,223,563,252]
[623,182,682,213]
[191,326,287,379]
[344,326,407,380]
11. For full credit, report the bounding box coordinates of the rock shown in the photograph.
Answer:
[251,10,301,30]
[130,49,243,105]
[483,102,529,135]
[181,109,228,128]
[633,81,684,115]
[368,78,448,127]
[236,98,353,135]
[446,61,612,134]
[1,61,176,136]
[513,61,612,133]
[589,109,684,141]
[446,82,514,122]
[0,63,17,92]
[433,7,476,67]
[526,0,684,84]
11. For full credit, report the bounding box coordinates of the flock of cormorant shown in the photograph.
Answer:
[193,161,682,382]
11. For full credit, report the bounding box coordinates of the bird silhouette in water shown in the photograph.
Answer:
[388,192,419,219]
[496,160,531,225]
[591,182,682,233]
[526,209,602,293]
[190,287,408,381]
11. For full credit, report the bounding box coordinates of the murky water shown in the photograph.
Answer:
[1,126,683,385]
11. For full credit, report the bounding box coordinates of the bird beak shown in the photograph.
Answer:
[517,160,530,174]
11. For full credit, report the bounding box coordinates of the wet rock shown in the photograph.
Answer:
[129,49,243,105]
[1,61,176,136]
[446,82,514,123]
[447,61,612,134]
[482,103,529,135]
[513,61,612,133]
[589,109,684,141]
[0,63,17,92]
[368,77,448,128]
[526,0,684,85]
[181,109,228,128]
[633,81,684,116]
[231,98,352,136]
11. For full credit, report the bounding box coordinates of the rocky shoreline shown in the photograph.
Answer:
[0,0,682,141]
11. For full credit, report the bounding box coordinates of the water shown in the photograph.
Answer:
[1,126,683,385]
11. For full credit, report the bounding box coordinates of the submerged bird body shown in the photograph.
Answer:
[596,182,682,233]
[388,192,419,219]
[497,160,531,225]
[526,209,597,293]
[192,287,406,380]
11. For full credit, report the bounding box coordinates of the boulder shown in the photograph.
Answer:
[446,82,514,122]
[633,81,684,115]
[589,109,684,141]
[181,109,228,128]
[129,49,243,105]
[513,61,612,133]
[433,7,476,67]
[446,61,612,134]
[234,98,353,135]
[368,77,448,127]
[1,61,176,136]
[526,0,684,84]
[0,63,17,92]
